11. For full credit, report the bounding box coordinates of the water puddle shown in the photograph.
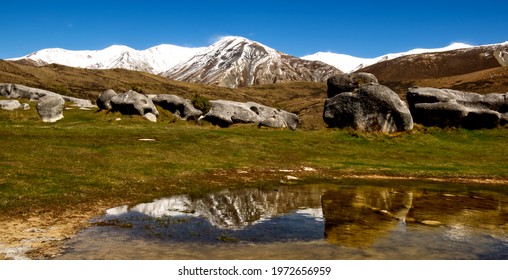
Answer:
[55,180,508,259]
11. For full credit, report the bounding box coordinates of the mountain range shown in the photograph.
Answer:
[10,44,206,74]
[301,42,475,73]
[8,36,507,89]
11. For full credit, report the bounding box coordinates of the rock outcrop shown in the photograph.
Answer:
[36,95,65,122]
[0,100,21,110]
[151,94,202,120]
[327,72,378,98]
[324,80,413,133]
[406,87,508,128]
[203,100,299,130]
[96,89,117,110]
[110,90,159,121]
[0,83,94,108]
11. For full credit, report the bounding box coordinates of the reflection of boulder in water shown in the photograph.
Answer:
[322,188,413,248]
[322,186,507,248]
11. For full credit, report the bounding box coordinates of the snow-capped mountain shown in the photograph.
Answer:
[162,36,342,88]
[8,38,508,89]
[9,44,206,74]
[301,42,474,73]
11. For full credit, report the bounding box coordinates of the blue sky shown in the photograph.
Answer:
[1,0,507,59]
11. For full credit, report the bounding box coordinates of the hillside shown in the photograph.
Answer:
[0,60,328,129]
[357,43,508,96]
[3,44,508,130]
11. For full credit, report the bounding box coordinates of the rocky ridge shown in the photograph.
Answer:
[162,36,342,88]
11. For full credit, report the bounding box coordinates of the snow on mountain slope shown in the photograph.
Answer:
[302,42,473,73]
[9,44,206,74]
[162,36,342,88]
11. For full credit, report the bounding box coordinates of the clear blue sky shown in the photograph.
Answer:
[1,0,507,59]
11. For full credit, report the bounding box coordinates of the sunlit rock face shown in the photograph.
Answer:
[0,83,94,108]
[97,89,117,111]
[323,84,414,133]
[150,94,202,120]
[407,87,508,129]
[203,100,300,130]
[36,95,65,123]
[110,90,159,121]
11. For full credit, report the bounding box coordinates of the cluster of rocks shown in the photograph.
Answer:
[97,89,299,130]
[323,73,508,132]
[407,87,508,129]
[0,83,298,129]
[203,100,299,130]
[0,83,95,123]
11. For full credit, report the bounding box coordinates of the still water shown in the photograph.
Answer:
[55,180,508,259]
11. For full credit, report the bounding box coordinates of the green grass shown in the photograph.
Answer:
[0,105,507,218]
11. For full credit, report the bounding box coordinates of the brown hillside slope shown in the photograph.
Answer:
[386,66,508,95]
[0,60,328,129]
[360,44,507,81]
[358,44,508,96]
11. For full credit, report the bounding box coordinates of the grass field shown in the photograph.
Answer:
[1,104,507,220]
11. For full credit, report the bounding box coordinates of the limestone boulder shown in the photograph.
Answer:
[407,87,507,128]
[36,95,65,122]
[327,73,379,98]
[324,84,413,133]
[203,100,299,130]
[97,89,117,110]
[0,83,94,108]
[110,90,159,121]
[151,94,202,120]
[0,100,22,110]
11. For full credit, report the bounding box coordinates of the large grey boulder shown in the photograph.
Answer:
[203,100,299,130]
[324,84,414,133]
[0,83,94,108]
[97,89,117,110]
[327,73,379,98]
[407,87,508,129]
[36,95,65,122]
[110,90,159,121]
[151,94,202,120]
[0,100,22,110]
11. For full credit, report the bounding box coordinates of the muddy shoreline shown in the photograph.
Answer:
[1,173,507,260]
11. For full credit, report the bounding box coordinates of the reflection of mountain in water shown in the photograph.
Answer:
[106,185,327,230]
[104,183,507,248]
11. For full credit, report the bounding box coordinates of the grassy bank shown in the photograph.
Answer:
[0,105,507,219]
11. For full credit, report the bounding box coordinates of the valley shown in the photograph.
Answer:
[1,36,507,260]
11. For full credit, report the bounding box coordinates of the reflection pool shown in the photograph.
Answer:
[55,180,508,259]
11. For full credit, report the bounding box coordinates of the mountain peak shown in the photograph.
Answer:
[214,36,253,44]
[102,45,134,52]
[163,36,341,88]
